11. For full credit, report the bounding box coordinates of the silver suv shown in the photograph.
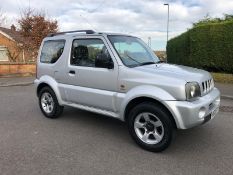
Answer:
[35,30,220,152]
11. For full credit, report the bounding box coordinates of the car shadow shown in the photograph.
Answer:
[54,106,217,154]
[59,106,131,141]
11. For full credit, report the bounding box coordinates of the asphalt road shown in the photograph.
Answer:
[0,85,233,175]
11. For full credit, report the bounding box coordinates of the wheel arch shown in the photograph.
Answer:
[36,75,63,105]
[124,96,177,129]
[37,83,52,97]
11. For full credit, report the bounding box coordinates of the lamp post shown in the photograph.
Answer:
[164,3,169,62]
[164,3,169,44]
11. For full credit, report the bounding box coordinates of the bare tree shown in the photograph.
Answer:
[0,8,6,26]
[18,8,58,59]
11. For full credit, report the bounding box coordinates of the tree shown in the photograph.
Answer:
[193,13,233,27]
[18,8,58,59]
[224,14,233,21]
[7,42,22,62]
[0,8,6,26]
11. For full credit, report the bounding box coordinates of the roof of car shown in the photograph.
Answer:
[46,30,134,39]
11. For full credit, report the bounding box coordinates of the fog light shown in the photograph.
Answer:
[199,107,206,119]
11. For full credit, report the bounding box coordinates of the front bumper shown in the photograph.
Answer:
[165,88,220,129]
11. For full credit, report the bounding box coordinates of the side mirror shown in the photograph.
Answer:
[95,53,114,69]
[107,60,114,69]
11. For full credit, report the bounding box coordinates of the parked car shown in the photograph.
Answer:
[34,30,220,152]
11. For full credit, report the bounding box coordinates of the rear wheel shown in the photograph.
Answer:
[39,87,63,118]
[127,102,175,152]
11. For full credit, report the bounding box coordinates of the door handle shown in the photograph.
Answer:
[69,70,75,74]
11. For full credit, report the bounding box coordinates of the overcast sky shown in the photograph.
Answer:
[1,0,233,50]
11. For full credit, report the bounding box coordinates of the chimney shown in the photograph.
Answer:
[11,24,16,32]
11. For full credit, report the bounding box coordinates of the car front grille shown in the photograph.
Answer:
[201,78,214,95]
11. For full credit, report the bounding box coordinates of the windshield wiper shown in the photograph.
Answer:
[139,61,156,66]
[156,60,165,63]
[124,54,157,67]
[125,53,141,64]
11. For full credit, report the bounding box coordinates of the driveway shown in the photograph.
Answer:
[0,85,233,175]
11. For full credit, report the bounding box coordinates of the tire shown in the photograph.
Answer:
[127,102,175,152]
[38,86,64,118]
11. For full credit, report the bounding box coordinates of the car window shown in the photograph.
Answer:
[108,35,159,67]
[70,38,112,68]
[40,40,65,64]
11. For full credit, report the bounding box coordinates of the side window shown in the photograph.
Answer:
[40,40,65,63]
[70,38,113,68]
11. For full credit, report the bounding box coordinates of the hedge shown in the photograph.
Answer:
[167,21,233,73]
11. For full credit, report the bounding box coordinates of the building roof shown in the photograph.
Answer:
[0,27,24,43]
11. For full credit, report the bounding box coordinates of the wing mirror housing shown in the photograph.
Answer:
[95,53,114,69]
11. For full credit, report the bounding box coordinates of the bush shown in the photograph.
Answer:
[167,21,233,73]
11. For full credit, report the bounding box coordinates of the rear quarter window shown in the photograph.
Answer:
[40,40,65,63]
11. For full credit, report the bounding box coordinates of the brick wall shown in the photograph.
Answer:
[0,63,36,77]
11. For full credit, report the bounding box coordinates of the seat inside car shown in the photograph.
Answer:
[71,45,89,65]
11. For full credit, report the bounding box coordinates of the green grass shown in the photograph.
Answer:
[211,72,233,84]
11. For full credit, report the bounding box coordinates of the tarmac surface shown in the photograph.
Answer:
[0,85,232,175]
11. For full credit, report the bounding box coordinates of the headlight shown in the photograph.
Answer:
[185,82,201,100]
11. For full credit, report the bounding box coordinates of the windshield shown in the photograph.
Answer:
[108,35,160,67]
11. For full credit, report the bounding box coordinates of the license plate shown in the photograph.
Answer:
[211,107,219,118]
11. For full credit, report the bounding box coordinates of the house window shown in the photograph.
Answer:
[0,46,9,61]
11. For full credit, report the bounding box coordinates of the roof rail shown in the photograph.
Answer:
[47,30,95,37]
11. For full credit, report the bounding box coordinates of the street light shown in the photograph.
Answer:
[164,3,169,44]
[164,3,169,62]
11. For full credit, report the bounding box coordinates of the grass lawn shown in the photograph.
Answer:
[211,73,233,84]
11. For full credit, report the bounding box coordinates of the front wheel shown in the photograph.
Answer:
[39,87,64,118]
[127,102,175,152]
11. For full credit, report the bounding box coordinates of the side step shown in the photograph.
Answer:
[66,103,120,119]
